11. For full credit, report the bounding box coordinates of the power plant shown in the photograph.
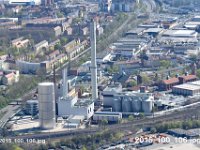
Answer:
[38,82,56,129]
[90,19,98,101]
[102,83,154,114]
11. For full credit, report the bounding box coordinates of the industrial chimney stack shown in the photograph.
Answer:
[62,67,68,99]
[90,19,98,101]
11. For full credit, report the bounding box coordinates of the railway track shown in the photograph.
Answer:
[7,103,200,140]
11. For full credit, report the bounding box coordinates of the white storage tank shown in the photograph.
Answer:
[122,98,132,112]
[132,98,142,112]
[113,98,122,112]
[38,82,56,129]
[142,100,153,113]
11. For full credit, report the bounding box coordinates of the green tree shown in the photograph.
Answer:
[82,146,87,150]
[54,43,62,50]
[141,74,151,85]
[60,37,68,46]
[56,12,64,18]
[128,115,134,121]
[160,60,171,69]
[196,69,200,78]
[127,80,137,87]
[150,127,157,133]
[100,119,108,129]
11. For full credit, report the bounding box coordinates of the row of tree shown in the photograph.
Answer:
[1,130,124,150]
[151,119,200,133]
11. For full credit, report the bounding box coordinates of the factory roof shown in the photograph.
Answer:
[38,82,54,86]
[173,83,200,91]
[68,115,85,120]
[179,74,197,81]
[115,60,140,65]
[159,37,198,43]
[191,80,200,86]
[162,29,197,37]
[74,99,93,107]
[26,100,38,104]
[125,28,145,35]
[162,77,179,85]
[144,28,163,33]
[35,40,48,48]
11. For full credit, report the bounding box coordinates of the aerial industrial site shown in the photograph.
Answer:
[1,0,200,150]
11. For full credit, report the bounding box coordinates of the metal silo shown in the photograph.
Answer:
[38,82,56,129]
[132,98,142,112]
[142,100,153,113]
[113,98,122,112]
[122,98,132,112]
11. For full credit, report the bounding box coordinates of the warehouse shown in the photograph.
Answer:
[162,29,198,38]
[172,80,200,96]
[144,28,164,37]
[93,112,122,123]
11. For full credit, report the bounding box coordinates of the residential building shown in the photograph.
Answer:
[34,40,48,55]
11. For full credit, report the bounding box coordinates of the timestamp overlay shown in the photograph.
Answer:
[0,138,46,144]
[134,135,200,145]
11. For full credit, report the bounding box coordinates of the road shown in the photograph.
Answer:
[0,105,20,128]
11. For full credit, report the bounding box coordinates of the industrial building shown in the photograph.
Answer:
[25,100,39,116]
[57,67,94,119]
[159,74,197,91]
[111,0,135,12]
[162,29,198,38]
[93,112,122,123]
[172,80,200,96]
[111,38,147,58]
[38,82,56,129]
[159,29,198,46]
[102,83,154,114]
[57,96,94,119]
[99,0,112,12]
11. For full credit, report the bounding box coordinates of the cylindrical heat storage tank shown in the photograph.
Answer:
[132,98,142,112]
[38,82,56,129]
[122,98,132,112]
[142,100,153,113]
[113,98,122,112]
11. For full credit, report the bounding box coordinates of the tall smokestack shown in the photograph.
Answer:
[90,19,98,101]
[62,67,68,98]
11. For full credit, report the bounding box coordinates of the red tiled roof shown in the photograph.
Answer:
[179,75,197,81]
[162,77,179,85]
[5,72,15,79]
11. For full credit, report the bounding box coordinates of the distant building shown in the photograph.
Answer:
[63,39,85,60]
[65,27,73,35]
[1,70,19,85]
[159,74,198,91]
[53,26,62,37]
[99,0,112,12]
[81,27,89,36]
[11,37,29,49]
[111,38,147,58]
[111,0,135,12]
[114,60,140,74]
[34,40,48,55]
